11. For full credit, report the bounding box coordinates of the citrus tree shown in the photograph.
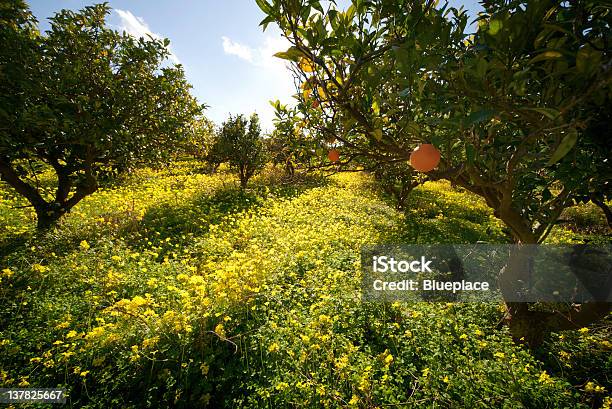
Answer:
[257,0,611,344]
[259,0,465,166]
[268,100,325,177]
[0,3,203,229]
[433,0,611,343]
[218,113,267,188]
[180,117,216,162]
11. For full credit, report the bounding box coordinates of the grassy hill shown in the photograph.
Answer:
[1,163,610,408]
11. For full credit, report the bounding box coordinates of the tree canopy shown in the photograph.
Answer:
[0,2,204,229]
[258,0,611,244]
[216,113,267,188]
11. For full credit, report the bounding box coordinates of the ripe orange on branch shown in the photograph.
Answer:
[328,149,340,163]
[410,144,440,172]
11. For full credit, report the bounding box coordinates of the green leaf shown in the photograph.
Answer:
[345,4,356,21]
[465,109,495,125]
[529,50,563,64]
[273,47,304,62]
[300,6,311,23]
[475,58,488,78]
[575,46,600,73]
[547,129,578,166]
[372,100,380,116]
[255,0,273,15]
[398,88,411,97]
[259,15,276,31]
[343,116,357,129]
[430,134,443,148]
[525,107,559,120]
[576,47,589,73]
[370,129,383,140]
[488,19,503,35]
[406,122,420,135]
[310,1,324,13]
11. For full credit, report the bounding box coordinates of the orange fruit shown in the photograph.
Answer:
[328,149,340,163]
[410,144,440,172]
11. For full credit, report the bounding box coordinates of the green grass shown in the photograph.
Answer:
[0,162,610,408]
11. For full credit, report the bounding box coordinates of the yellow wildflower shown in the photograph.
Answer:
[538,371,554,385]
[214,323,226,339]
[585,381,606,394]
[275,382,289,391]
[32,264,49,273]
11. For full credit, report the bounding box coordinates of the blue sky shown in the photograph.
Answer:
[27,0,482,131]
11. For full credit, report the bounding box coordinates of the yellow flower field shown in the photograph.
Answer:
[0,163,609,408]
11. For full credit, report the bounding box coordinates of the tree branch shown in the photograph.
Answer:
[0,157,48,210]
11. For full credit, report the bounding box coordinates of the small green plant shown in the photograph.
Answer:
[216,113,267,188]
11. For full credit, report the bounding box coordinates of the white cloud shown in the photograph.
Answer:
[219,35,296,130]
[220,35,291,71]
[222,36,254,62]
[114,9,180,65]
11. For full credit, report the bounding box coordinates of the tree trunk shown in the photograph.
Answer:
[504,300,612,347]
[239,166,248,188]
[447,172,611,346]
[500,242,612,347]
[285,159,294,178]
[34,205,65,230]
[396,181,418,211]
[1,157,98,230]
[590,196,612,229]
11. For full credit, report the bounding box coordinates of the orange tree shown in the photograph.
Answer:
[267,100,323,177]
[216,113,267,188]
[257,0,611,344]
[0,3,203,229]
[179,117,216,162]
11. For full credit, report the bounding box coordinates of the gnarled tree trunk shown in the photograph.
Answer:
[447,172,611,347]
[499,223,611,347]
[590,195,612,229]
[0,157,98,230]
